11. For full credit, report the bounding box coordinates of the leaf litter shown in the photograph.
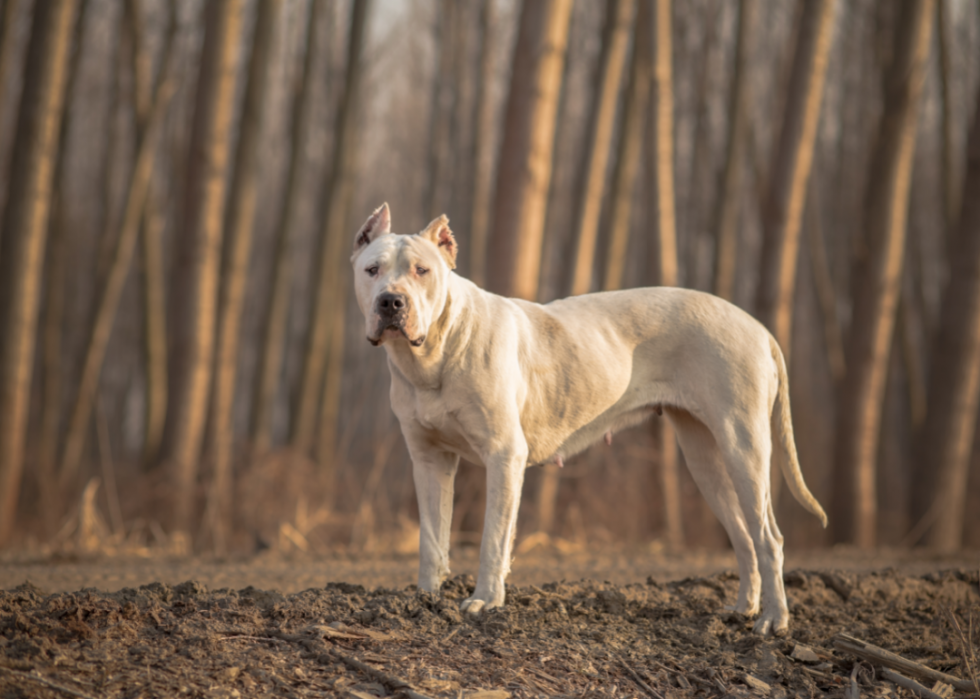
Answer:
[0,568,978,697]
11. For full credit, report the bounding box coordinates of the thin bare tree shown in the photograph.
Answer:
[207,0,282,553]
[650,0,682,550]
[165,0,244,534]
[0,0,21,204]
[756,0,837,356]
[912,73,980,552]
[486,0,573,300]
[0,0,79,546]
[251,0,325,455]
[712,0,756,303]
[603,0,652,292]
[59,0,177,488]
[936,0,958,243]
[423,0,456,221]
[141,178,168,464]
[468,0,496,288]
[832,0,935,548]
[568,0,636,298]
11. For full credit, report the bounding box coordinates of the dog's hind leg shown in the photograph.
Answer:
[715,417,789,636]
[668,409,761,618]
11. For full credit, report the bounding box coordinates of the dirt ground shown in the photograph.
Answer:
[1,547,979,698]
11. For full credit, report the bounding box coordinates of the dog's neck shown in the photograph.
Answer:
[383,273,468,390]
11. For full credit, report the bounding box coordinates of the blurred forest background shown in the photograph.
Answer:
[1,0,979,558]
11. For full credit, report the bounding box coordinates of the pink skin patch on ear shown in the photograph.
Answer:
[555,455,564,469]
[604,431,612,446]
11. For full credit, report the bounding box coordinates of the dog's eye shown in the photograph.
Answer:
[416,266,428,276]
[366,265,379,277]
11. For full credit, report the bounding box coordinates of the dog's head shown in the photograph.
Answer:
[351,203,457,349]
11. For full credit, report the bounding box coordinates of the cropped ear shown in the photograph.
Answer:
[353,203,392,252]
[418,214,457,269]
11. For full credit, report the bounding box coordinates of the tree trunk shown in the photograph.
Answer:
[0,0,79,546]
[603,0,651,293]
[206,0,281,554]
[804,176,845,382]
[832,0,934,548]
[912,71,980,552]
[59,12,177,488]
[468,0,495,289]
[568,0,636,297]
[423,0,456,221]
[292,0,371,462]
[486,0,573,300]
[251,0,325,455]
[936,0,958,244]
[165,0,244,535]
[0,0,21,211]
[38,0,89,498]
[711,0,756,303]
[651,0,681,550]
[756,0,837,355]
[141,178,168,465]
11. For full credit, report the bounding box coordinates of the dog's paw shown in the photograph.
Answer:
[752,611,789,636]
[460,597,486,615]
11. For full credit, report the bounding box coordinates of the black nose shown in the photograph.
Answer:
[377,292,407,316]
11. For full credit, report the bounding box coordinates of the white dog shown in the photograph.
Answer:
[351,204,827,635]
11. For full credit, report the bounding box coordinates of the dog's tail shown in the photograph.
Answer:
[770,335,828,527]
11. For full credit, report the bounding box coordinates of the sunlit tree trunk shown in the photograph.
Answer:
[756,0,837,355]
[0,0,78,546]
[912,72,980,552]
[468,0,495,288]
[251,0,324,455]
[650,0,682,550]
[832,0,934,548]
[207,0,281,554]
[568,0,635,297]
[292,0,371,467]
[59,1,177,488]
[603,0,651,293]
[486,0,573,300]
[711,0,755,302]
[165,0,244,535]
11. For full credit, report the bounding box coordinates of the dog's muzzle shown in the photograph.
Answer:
[367,292,424,347]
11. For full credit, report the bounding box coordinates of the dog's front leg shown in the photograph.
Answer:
[461,440,528,614]
[409,446,459,593]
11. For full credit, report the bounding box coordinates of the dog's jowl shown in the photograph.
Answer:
[351,203,827,636]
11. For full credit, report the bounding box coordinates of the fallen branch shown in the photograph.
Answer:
[0,667,99,699]
[618,657,664,699]
[834,633,975,692]
[880,668,947,699]
[326,648,435,699]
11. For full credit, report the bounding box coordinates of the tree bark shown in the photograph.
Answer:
[165,0,244,534]
[912,69,980,551]
[468,0,496,289]
[568,0,636,297]
[291,0,371,462]
[651,0,681,550]
[206,0,281,554]
[832,0,934,548]
[486,0,573,300]
[804,176,845,382]
[756,0,837,355]
[0,0,79,546]
[711,0,756,303]
[603,0,651,293]
[0,0,21,209]
[141,178,168,465]
[936,0,958,244]
[251,0,325,455]
[59,8,177,488]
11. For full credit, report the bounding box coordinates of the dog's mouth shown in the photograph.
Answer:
[367,322,425,348]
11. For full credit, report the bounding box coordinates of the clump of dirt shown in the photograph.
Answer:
[1,569,978,698]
